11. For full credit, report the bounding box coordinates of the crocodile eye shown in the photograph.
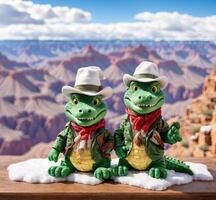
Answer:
[131,85,138,91]
[72,98,78,105]
[151,85,158,93]
[93,98,101,106]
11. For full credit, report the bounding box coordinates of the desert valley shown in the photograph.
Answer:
[0,40,215,157]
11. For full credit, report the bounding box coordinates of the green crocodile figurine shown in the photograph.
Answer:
[114,61,193,179]
[48,66,114,180]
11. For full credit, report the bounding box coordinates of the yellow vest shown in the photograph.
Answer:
[69,132,95,172]
[69,149,95,172]
[126,141,152,170]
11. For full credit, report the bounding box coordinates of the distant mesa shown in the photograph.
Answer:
[186,52,212,69]
[0,52,29,69]
[0,71,40,98]
[47,45,111,72]
[158,60,184,75]
[82,45,99,55]
[49,63,76,83]
[127,44,149,58]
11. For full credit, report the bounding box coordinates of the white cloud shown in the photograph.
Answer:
[0,1,215,40]
[0,0,91,25]
[0,4,44,25]
[133,11,216,40]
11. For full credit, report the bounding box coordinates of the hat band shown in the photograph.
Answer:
[134,73,158,79]
[75,84,103,92]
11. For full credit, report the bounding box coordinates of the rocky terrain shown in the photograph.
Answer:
[166,66,216,158]
[0,40,215,155]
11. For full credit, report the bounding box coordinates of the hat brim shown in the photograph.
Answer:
[123,74,168,89]
[62,86,113,100]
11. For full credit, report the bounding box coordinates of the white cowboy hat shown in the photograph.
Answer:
[62,66,112,99]
[123,61,168,89]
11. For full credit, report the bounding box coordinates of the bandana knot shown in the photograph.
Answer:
[71,119,106,140]
[125,107,161,133]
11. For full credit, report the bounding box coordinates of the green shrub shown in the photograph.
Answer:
[199,145,209,152]
[181,139,189,148]
[202,110,213,117]
[191,125,200,135]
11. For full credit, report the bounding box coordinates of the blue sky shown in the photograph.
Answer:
[32,0,216,23]
[0,0,215,40]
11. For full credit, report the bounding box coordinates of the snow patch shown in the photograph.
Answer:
[113,161,213,190]
[8,158,213,190]
[200,125,212,133]
[8,158,101,185]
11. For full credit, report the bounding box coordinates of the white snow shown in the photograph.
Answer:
[113,161,213,190]
[8,158,213,190]
[200,125,212,133]
[8,158,102,185]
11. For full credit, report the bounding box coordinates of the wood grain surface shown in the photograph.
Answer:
[0,156,215,200]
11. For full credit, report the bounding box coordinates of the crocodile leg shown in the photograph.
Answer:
[148,158,167,179]
[111,158,133,177]
[48,157,76,178]
[93,159,113,180]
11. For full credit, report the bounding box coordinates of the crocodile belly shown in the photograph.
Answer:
[69,149,95,172]
[125,143,152,170]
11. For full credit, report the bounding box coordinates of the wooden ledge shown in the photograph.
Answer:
[0,156,215,200]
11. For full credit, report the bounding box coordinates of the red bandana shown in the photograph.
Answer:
[125,107,161,133]
[71,119,105,140]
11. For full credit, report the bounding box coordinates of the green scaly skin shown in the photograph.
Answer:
[114,81,193,179]
[64,94,107,127]
[48,94,113,180]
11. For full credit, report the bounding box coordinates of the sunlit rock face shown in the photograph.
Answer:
[174,66,216,158]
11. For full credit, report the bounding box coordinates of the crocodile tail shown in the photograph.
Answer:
[165,156,193,175]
